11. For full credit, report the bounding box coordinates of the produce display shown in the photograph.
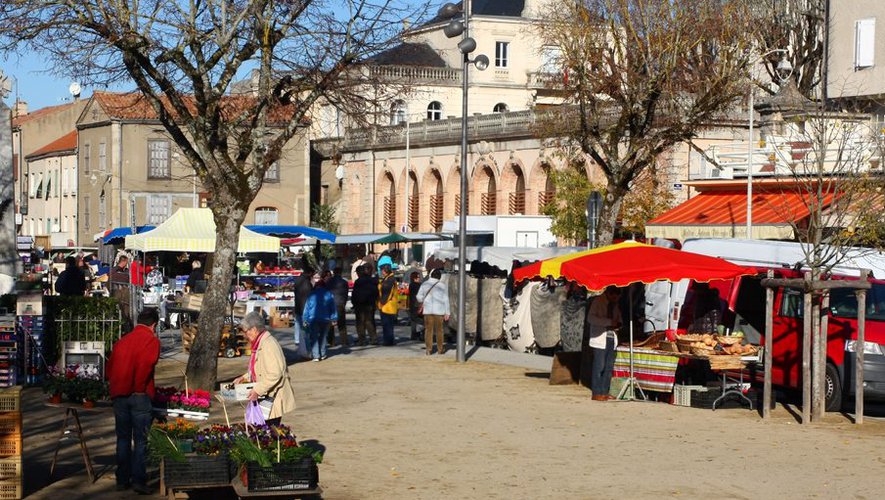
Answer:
[676,333,758,356]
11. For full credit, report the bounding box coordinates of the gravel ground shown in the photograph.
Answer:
[21,322,885,499]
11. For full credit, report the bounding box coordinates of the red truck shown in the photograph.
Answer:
[668,239,885,411]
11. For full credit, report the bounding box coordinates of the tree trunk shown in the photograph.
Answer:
[185,205,246,390]
[596,184,625,247]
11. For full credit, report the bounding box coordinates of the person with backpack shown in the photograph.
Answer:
[416,268,450,355]
[377,264,399,346]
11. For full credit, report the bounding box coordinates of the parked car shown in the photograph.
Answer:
[650,239,885,411]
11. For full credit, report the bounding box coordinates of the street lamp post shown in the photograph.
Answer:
[440,1,489,363]
[747,50,793,239]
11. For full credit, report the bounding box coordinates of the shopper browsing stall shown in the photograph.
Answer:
[107,309,161,494]
[326,267,350,347]
[416,268,450,355]
[351,264,378,345]
[234,312,297,426]
[586,286,622,401]
[377,264,399,346]
[292,266,315,347]
[303,275,338,361]
[55,256,88,296]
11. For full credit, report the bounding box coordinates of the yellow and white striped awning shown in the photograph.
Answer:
[125,208,279,253]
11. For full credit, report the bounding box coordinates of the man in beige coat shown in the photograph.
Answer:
[235,312,297,426]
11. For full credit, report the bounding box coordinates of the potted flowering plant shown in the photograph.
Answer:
[154,387,211,419]
[42,366,67,403]
[229,425,322,492]
[81,377,109,407]
[62,364,104,405]
[148,418,199,460]
[155,423,238,489]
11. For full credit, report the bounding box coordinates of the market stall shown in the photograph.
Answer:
[513,241,758,402]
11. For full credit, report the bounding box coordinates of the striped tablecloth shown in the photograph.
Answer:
[612,347,679,393]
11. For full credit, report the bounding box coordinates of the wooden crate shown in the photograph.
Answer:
[0,414,20,436]
[0,389,20,413]
[0,478,21,500]
[0,457,21,482]
[0,435,20,459]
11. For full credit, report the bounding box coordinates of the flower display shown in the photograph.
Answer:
[153,418,199,440]
[155,387,211,412]
[46,363,108,403]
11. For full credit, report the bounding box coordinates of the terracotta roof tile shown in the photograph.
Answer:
[26,130,78,159]
[93,91,297,124]
[12,102,78,128]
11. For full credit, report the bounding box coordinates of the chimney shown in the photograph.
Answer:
[13,100,27,118]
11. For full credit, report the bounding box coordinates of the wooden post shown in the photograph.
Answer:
[763,270,774,419]
[811,294,821,422]
[802,272,812,424]
[855,269,870,424]
[818,292,830,419]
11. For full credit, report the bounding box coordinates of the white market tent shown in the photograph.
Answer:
[124,208,280,253]
[432,246,584,271]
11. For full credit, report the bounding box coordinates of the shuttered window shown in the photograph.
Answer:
[856,18,876,69]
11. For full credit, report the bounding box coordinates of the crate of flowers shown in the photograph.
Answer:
[229,425,323,492]
[153,387,210,420]
[149,420,234,489]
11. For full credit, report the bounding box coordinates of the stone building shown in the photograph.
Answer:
[74,92,312,245]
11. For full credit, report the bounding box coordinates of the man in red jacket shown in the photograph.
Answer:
[107,308,160,494]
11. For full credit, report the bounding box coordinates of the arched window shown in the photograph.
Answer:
[493,103,509,113]
[427,101,443,121]
[390,100,406,125]
[254,207,278,225]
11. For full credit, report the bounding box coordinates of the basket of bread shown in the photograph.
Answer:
[675,333,758,358]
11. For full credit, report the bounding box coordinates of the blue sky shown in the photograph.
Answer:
[1,1,435,112]
[2,53,132,111]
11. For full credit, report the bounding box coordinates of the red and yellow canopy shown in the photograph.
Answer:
[512,241,755,291]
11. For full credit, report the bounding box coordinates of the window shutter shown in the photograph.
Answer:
[855,18,876,69]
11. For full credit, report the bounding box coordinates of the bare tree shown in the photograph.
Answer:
[758,87,884,418]
[749,0,825,99]
[540,0,753,246]
[0,0,422,389]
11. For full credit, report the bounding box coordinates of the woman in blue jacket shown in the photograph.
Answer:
[303,274,338,361]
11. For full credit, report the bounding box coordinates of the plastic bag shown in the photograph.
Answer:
[245,400,266,427]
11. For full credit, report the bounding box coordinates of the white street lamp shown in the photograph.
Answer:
[747,50,793,239]
[440,0,488,363]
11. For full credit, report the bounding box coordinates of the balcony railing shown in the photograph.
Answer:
[509,191,526,215]
[526,71,565,90]
[367,65,461,84]
[337,108,574,152]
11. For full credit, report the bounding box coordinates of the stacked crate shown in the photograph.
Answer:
[0,387,21,499]
[16,316,45,386]
[0,318,15,389]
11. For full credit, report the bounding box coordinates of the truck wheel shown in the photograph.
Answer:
[825,363,843,413]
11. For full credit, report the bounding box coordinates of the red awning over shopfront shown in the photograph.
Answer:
[645,189,835,241]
